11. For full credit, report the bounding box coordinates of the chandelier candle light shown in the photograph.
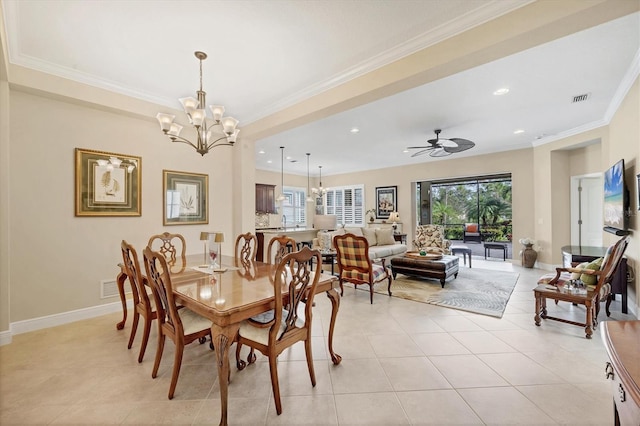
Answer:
[156,51,239,156]
[96,156,136,173]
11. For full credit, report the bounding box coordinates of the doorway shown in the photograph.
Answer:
[570,173,603,247]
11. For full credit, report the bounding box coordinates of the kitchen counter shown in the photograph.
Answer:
[255,228,319,262]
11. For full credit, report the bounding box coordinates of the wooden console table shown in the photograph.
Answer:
[561,245,628,313]
[602,321,640,426]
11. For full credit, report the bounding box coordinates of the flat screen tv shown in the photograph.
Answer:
[603,159,629,235]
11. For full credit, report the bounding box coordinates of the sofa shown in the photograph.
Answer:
[312,227,407,260]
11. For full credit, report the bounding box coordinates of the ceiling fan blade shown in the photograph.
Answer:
[410,147,435,157]
[442,138,475,153]
[430,147,451,157]
[406,146,430,149]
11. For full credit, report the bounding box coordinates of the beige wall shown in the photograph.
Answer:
[7,90,250,322]
[531,77,639,313]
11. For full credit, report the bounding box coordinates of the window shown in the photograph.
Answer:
[282,186,307,227]
[324,185,364,226]
[417,173,512,242]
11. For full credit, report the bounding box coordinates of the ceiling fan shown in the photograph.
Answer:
[407,129,475,158]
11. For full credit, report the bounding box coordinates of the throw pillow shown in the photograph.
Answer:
[570,262,589,280]
[580,257,603,286]
[466,223,478,233]
[344,227,364,236]
[375,228,396,245]
[362,228,377,246]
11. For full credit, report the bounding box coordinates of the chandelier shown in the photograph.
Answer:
[156,51,240,156]
[312,165,327,198]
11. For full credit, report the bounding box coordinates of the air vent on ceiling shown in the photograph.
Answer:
[572,93,590,103]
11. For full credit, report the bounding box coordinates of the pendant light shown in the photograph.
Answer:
[312,165,327,197]
[277,146,286,201]
[306,153,314,203]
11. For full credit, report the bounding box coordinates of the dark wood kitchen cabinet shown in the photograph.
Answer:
[255,184,277,214]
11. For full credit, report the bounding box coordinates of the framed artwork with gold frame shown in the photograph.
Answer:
[163,170,208,225]
[75,148,141,216]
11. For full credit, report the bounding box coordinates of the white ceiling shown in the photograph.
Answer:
[2,1,639,177]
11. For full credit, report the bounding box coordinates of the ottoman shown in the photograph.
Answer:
[390,254,459,288]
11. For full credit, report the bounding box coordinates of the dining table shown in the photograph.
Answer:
[116,253,341,426]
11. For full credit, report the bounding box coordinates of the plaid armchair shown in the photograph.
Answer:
[334,233,392,304]
[412,225,451,254]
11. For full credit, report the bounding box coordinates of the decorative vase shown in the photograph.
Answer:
[520,243,537,268]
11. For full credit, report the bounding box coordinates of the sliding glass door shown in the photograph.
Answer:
[416,174,512,242]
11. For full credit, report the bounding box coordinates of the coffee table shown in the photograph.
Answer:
[390,254,459,288]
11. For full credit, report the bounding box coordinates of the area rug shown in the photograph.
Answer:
[364,268,519,318]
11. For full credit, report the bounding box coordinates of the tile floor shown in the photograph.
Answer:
[0,258,636,425]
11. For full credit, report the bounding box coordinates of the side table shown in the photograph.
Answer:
[450,244,472,268]
[393,233,407,244]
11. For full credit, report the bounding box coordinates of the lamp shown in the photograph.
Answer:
[312,165,327,198]
[277,146,286,202]
[314,214,337,231]
[156,51,240,156]
[305,153,314,203]
[96,156,136,173]
[200,231,209,266]
[388,211,400,233]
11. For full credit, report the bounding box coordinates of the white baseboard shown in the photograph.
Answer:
[0,300,133,346]
[0,330,12,346]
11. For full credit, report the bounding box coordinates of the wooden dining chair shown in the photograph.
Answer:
[266,235,297,265]
[334,233,392,304]
[121,240,157,363]
[235,232,258,262]
[534,236,629,339]
[147,232,187,273]
[142,246,214,399]
[234,247,322,415]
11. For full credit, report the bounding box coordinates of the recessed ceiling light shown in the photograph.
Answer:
[286,156,292,160]
[403,149,409,153]
[258,150,265,154]
[493,88,509,96]
[513,129,525,134]
[350,127,360,134]
[267,160,272,164]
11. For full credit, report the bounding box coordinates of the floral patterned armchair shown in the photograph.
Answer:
[412,224,451,254]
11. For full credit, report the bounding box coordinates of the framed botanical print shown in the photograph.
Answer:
[163,170,208,225]
[376,185,397,219]
[75,148,141,216]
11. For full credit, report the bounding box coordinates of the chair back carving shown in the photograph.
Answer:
[413,224,451,253]
[270,247,322,341]
[594,236,630,297]
[142,246,182,338]
[235,232,258,263]
[267,235,297,265]
[121,240,149,310]
[147,232,187,273]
